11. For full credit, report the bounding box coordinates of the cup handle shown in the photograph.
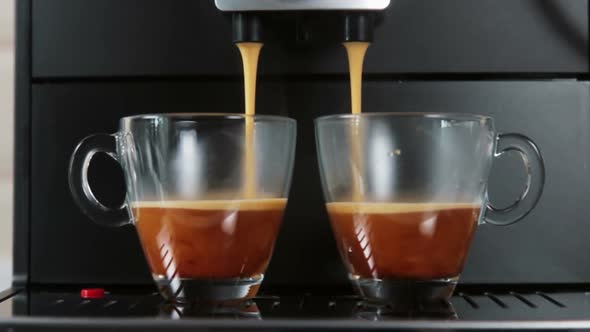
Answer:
[68,133,130,227]
[483,133,545,226]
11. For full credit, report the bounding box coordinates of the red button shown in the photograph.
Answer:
[81,288,105,299]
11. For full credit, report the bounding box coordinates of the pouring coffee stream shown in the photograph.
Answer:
[344,41,370,201]
[236,42,263,199]
[236,39,369,201]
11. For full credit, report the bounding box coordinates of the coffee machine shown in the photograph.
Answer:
[3,0,590,329]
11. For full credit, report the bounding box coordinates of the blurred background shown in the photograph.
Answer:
[0,0,14,289]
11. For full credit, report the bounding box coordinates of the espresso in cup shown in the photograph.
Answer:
[315,113,545,306]
[69,114,296,303]
[134,199,285,282]
[327,202,479,280]
[69,37,295,303]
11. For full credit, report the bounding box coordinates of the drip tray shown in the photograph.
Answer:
[2,287,590,330]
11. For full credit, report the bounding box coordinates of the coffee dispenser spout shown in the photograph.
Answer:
[218,1,388,44]
[232,13,263,43]
[344,13,374,42]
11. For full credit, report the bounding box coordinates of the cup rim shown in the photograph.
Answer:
[121,113,296,123]
[315,112,492,122]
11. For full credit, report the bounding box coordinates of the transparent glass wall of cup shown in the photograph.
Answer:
[69,114,296,303]
[315,113,544,308]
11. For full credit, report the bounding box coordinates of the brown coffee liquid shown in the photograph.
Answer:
[133,199,285,279]
[327,202,480,279]
[237,42,263,198]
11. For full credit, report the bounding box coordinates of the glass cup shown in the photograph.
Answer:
[315,113,544,308]
[69,114,296,303]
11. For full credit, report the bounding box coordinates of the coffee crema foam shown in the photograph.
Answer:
[131,198,287,211]
[327,202,481,214]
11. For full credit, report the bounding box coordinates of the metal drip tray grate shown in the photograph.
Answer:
[456,291,567,310]
[2,287,590,330]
